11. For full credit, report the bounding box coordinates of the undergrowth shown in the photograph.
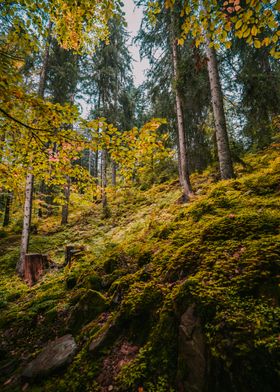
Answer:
[0,144,279,392]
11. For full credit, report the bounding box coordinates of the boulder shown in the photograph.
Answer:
[177,304,206,392]
[22,335,77,379]
[68,290,108,331]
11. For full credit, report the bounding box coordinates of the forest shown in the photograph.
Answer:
[0,0,279,391]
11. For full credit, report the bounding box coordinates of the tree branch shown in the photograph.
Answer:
[0,107,48,132]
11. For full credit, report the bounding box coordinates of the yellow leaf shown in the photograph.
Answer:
[242,28,251,38]
[251,25,258,36]
[235,19,242,30]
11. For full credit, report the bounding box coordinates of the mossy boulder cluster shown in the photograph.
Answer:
[0,145,279,391]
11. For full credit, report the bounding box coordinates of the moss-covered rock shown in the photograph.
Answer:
[68,290,108,331]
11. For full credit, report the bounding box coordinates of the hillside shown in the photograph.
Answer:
[0,143,279,392]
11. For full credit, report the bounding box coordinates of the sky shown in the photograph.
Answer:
[122,0,149,86]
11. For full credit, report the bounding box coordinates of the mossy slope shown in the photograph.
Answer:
[0,144,279,392]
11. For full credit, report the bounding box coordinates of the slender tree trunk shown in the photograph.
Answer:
[88,149,92,175]
[61,176,71,225]
[94,150,99,180]
[177,147,183,185]
[171,19,193,200]
[101,149,108,214]
[38,22,52,97]
[17,21,52,276]
[112,161,117,186]
[205,39,234,179]
[0,133,12,227]
[38,21,52,218]
[0,132,5,162]
[18,173,34,275]
[3,192,12,227]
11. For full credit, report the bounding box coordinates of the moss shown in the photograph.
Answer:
[68,289,108,331]
[79,273,102,291]
[0,229,8,238]
[0,143,279,391]
[201,212,279,242]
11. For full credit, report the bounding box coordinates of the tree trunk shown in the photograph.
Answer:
[38,20,52,98]
[3,192,12,227]
[64,245,75,267]
[171,21,193,200]
[112,161,117,186]
[61,176,71,225]
[101,149,109,215]
[17,173,34,276]
[18,22,52,275]
[94,150,99,181]
[205,39,234,179]
[38,181,45,218]
[88,149,92,175]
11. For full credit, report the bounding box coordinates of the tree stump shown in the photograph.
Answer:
[64,245,75,268]
[64,245,85,267]
[23,254,49,286]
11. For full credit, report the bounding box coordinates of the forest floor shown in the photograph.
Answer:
[0,141,279,392]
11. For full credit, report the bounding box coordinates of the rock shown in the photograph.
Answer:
[22,335,77,379]
[89,320,117,353]
[68,290,108,331]
[177,304,206,392]
[89,330,108,353]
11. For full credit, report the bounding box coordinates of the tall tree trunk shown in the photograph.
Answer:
[177,147,183,186]
[3,192,12,227]
[94,150,99,180]
[101,149,108,215]
[18,173,34,275]
[205,39,234,179]
[171,18,193,200]
[0,133,12,228]
[38,21,52,97]
[17,21,52,276]
[88,149,92,175]
[61,176,71,225]
[38,21,52,218]
[112,161,117,186]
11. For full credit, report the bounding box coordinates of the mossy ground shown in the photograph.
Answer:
[0,143,279,391]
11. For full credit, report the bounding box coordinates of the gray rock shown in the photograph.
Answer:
[177,304,206,392]
[22,334,77,378]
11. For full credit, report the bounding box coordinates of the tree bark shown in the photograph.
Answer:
[112,161,117,186]
[18,173,34,275]
[94,150,99,180]
[3,192,12,227]
[61,176,71,225]
[171,19,193,200]
[88,149,92,175]
[205,39,234,179]
[101,149,109,215]
[64,245,75,267]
